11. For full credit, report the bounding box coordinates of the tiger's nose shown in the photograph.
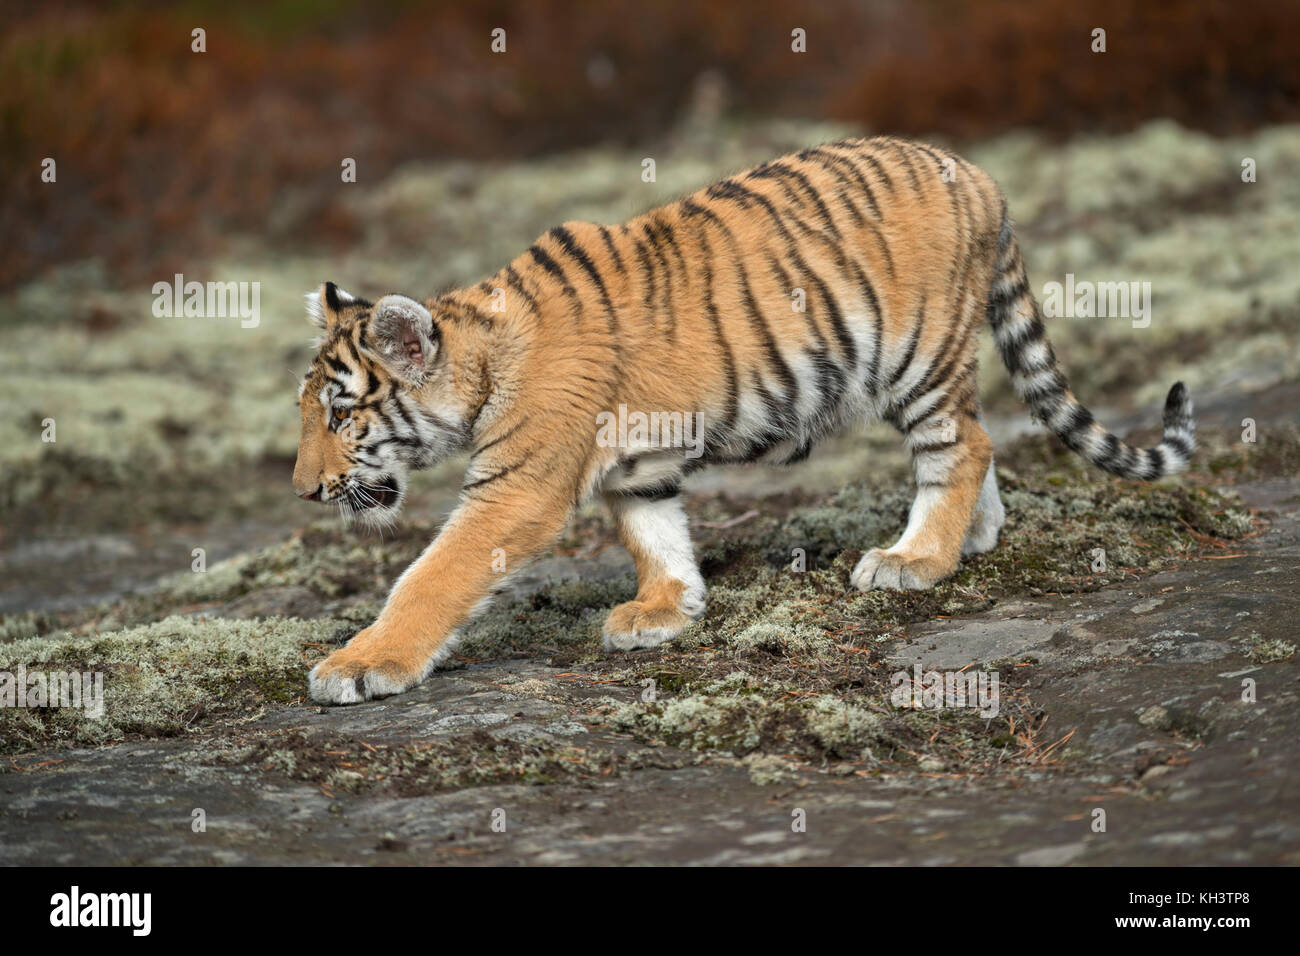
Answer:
[296,485,323,502]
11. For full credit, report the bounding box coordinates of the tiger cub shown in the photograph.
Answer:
[294,135,1194,705]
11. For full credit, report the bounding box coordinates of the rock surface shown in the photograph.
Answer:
[3,479,1296,865]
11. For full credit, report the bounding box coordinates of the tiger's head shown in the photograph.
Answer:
[292,282,471,526]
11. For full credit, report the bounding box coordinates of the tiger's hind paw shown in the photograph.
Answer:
[602,600,694,652]
[850,548,955,591]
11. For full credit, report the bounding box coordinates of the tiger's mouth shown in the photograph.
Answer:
[350,474,401,510]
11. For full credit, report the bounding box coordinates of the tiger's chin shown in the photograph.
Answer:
[342,473,405,529]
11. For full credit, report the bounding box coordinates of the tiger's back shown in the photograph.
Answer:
[486,137,1005,475]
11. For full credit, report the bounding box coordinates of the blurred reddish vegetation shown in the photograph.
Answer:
[2,0,1296,290]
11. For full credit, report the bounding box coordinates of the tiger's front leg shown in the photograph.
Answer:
[309,490,573,704]
[601,491,707,651]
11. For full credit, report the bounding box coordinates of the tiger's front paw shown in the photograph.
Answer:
[308,627,427,705]
[850,548,955,591]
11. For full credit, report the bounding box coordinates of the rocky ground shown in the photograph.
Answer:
[2,119,1298,865]
[2,403,1297,864]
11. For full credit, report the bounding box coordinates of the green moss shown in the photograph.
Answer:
[0,615,326,753]
[457,577,632,661]
[1241,633,1296,664]
[601,671,886,760]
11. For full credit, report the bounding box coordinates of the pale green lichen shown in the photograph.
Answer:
[600,671,885,761]
[0,615,326,752]
[1241,633,1296,664]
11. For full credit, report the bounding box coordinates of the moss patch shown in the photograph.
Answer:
[0,615,325,753]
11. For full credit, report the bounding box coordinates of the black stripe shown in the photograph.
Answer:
[389,395,421,438]
[325,354,352,378]
[549,226,620,345]
[800,147,881,219]
[549,226,612,305]
[911,437,960,454]
[854,146,896,194]
[640,226,675,337]
[681,198,800,423]
[504,266,540,315]
[1055,404,1096,452]
[796,260,856,370]
[1147,447,1166,476]
[1095,432,1123,469]
[649,220,690,344]
[997,316,1048,373]
[528,245,573,292]
[368,434,423,451]
[875,137,922,192]
[463,453,533,491]
[693,228,740,439]
[915,311,981,412]
[768,254,795,295]
[656,221,691,291]
[797,150,868,226]
[997,211,1014,258]
[896,389,948,433]
[651,226,679,341]
[617,481,681,502]
[808,347,849,426]
[598,225,626,274]
[1018,372,1068,407]
[631,238,657,316]
[850,260,883,394]
[989,274,1031,312]
[884,297,925,389]
[472,421,523,459]
[748,161,843,239]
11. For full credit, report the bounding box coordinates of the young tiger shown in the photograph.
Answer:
[294,135,1195,705]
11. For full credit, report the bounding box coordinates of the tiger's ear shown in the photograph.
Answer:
[366,294,438,384]
[304,282,362,329]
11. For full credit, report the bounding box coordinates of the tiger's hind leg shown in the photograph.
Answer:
[962,455,1005,556]
[601,491,707,651]
[852,389,995,591]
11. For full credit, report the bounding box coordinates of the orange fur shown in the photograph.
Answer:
[294,136,1194,703]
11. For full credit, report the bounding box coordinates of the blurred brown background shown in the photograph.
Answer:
[4,0,1297,290]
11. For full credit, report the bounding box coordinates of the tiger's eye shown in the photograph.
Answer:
[333,407,348,420]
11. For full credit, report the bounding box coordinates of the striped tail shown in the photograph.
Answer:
[987,214,1195,480]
